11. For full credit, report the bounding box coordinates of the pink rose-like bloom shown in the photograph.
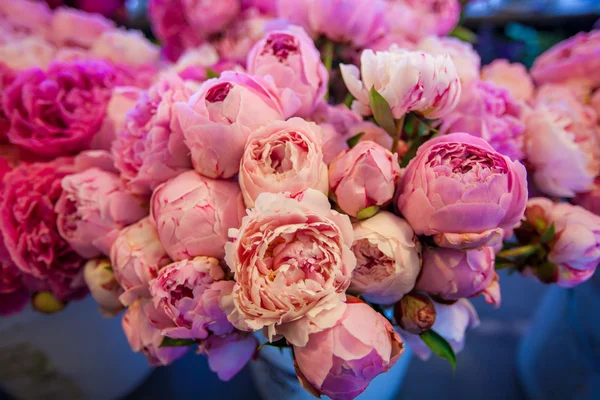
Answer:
[481,59,534,103]
[440,80,526,161]
[0,159,87,301]
[91,29,160,67]
[531,30,600,88]
[0,37,55,71]
[200,331,258,381]
[224,190,355,347]
[55,168,147,258]
[400,299,479,360]
[3,60,124,157]
[111,217,172,306]
[123,300,188,366]
[175,72,284,179]
[398,133,528,250]
[341,48,461,119]
[416,246,496,302]
[113,75,193,195]
[149,256,235,340]
[50,7,115,49]
[151,171,246,261]
[329,141,400,217]
[239,118,328,208]
[417,36,480,85]
[350,212,421,305]
[0,0,52,39]
[293,298,404,400]
[93,86,142,151]
[277,0,386,47]
[573,177,600,215]
[83,258,124,317]
[526,198,600,288]
[247,26,328,118]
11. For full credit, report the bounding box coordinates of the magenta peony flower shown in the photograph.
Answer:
[397,133,528,250]
[70,0,126,18]
[417,36,480,85]
[573,177,600,215]
[0,259,29,316]
[91,29,160,68]
[55,168,147,258]
[349,212,421,305]
[293,298,404,400]
[239,118,328,208]
[247,26,328,117]
[440,80,526,161]
[111,217,172,306]
[242,0,276,14]
[83,258,124,317]
[481,59,534,103]
[341,48,461,119]
[50,7,115,49]
[0,63,15,141]
[151,170,246,261]
[0,158,87,301]
[277,0,387,47]
[149,256,235,340]
[175,72,285,179]
[113,74,193,196]
[416,246,496,301]
[123,300,189,366]
[329,141,401,217]
[531,30,600,88]
[199,331,258,381]
[223,189,355,346]
[3,60,127,157]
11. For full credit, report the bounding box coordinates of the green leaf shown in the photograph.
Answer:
[346,132,365,148]
[104,265,114,272]
[369,87,396,137]
[400,134,430,168]
[494,262,513,271]
[356,205,379,220]
[540,222,556,244]
[206,68,219,79]
[343,93,354,108]
[159,337,196,348]
[449,25,477,43]
[497,244,540,259]
[420,330,456,370]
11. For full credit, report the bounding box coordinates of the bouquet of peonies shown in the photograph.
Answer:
[1,0,600,399]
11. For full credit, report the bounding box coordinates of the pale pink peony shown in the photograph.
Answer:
[50,7,115,49]
[417,36,480,85]
[91,29,160,67]
[93,86,142,151]
[112,74,193,196]
[0,36,55,71]
[199,331,258,381]
[150,170,246,261]
[329,141,401,217]
[573,177,600,216]
[55,168,147,258]
[349,212,421,305]
[110,217,172,306]
[481,59,534,103]
[224,190,356,346]
[341,48,461,119]
[239,118,328,208]
[293,298,404,400]
[149,256,235,340]
[397,133,528,250]
[175,72,285,179]
[83,258,124,317]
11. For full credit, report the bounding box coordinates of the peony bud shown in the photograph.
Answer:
[32,291,65,314]
[394,292,436,335]
[83,258,124,317]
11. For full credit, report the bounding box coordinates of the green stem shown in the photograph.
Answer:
[497,244,540,259]
[323,40,335,101]
[392,115,405,154]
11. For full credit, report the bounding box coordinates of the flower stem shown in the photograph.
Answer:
[392,115,405,154]
[323,40,335,101]
[497,244,540,259]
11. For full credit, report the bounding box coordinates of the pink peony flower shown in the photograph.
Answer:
[530,30,600,88]
[0,0,52,40]
[481,59,534,103]
[91,29,160,68]
[349,212,421,305]
[122,300,188,366]
[3,60,126,157]
[0,158,87,301]
[0,36,55,71]
[111,217,172,306]
[329,141,401,217]
[416,246,496,302]
[525,198,600,288]
[341,48,461,119]
[224,190,356,346]
[55,168,147,258]
[293,298,404,400]
[93,86,142,151]
[199,331,258,381]
[151,170,246,261]
[247,26,328,118]
[214,8,272,65]
[397,133,528,250]
[400,298,479,360]
[573,177,600,215]
[149,256,235,339]
[440,80,526,161]
[417,36,480,85]
[319,124,350,165]
[277,0,387,47]
[112,74,193,196]
[239,118,328,208]
[50,7,115,49]
[174,72,285,179]
[83,258,124,317]
[309,102,362,136]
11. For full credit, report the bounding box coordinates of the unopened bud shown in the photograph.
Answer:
[83,258,124,317]
[394,292,436,334]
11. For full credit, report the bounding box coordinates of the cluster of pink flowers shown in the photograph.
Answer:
[2,1,600,398]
